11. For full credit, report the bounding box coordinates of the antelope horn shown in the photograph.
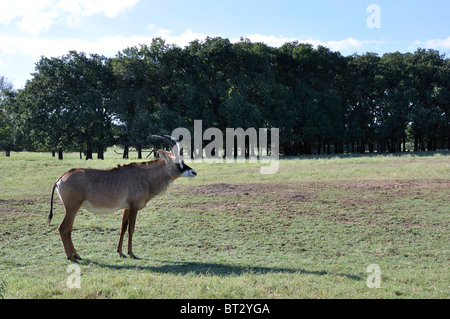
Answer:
[152,135,183,161]
[164,135,183,159]
[152,135,175,147]
[164,135,182,152]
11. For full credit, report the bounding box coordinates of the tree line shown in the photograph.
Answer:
[1,37,449,159]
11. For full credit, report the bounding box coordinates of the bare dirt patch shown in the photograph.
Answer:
[173,179,449,227]
[0,199,40,218]
[335,179,450,211]
[172,182,316,216]
[189,182,315,205]
[335,179,450,192]
[186,179,449,202]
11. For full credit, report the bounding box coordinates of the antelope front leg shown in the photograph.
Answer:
[117,208,129,258]
[127,206,139,259]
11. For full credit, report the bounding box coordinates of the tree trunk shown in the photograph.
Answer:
[307,141,312,155]
[58,148,63,160]
[123,145,129,159]
[420,138,425,151]
[296,141,302,155]
[86,142,93,160]
[368,141,374,153]
[359,140,366,154]
[137,144,142,159]
[396,136,401,153]
[97,144,104,160]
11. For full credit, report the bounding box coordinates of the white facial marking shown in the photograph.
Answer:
[181,169,197,178]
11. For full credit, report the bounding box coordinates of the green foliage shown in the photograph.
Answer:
[1,40,449,157]
[1,52,114,157]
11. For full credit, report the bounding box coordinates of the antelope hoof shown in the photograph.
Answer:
[128,252,138,260]
[67,255,80,262]
[67,254,81,262]
[118,251,127,258]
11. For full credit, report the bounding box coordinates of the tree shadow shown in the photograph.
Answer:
[282,150,450,160]
[80,259,362,281]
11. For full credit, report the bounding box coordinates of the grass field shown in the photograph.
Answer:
[0,150,449,299]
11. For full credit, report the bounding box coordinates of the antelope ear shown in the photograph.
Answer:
[157,149,173,164]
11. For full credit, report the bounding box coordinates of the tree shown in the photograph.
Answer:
[9,52,115,159]
[112,39,186,158]
[4,38,449,158]
[346,53,383,153]
[0,78,15,156]
[407,49,447,151]
[436,57,450,149]
[378,52,412,152]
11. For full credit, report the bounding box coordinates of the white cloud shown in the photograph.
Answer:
[57,0,139,18]
[228,34,385,54]
[414,37,450,50]
[234,34,298,47]
[0,35,150,59]
[152,30,348,51]
[155,29,220,48]
[0,30,388,64]
[0,1,55,34]
[0,29,219,66]
[325,37,387,52]
[0,0,139,34]
[326,37,364,51]
[16,8,60,35]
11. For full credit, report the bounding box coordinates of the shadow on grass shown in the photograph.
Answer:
[80,259,362,281]
[283,150,450,160]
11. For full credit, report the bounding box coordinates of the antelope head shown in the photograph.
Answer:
[153,135,197,179]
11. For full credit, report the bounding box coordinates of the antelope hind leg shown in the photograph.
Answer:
[68,230,81,261]
[58,207,81,262]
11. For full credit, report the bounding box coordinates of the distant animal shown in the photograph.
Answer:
[47,135,196,261]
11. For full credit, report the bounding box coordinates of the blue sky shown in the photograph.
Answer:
[1,0,449,88]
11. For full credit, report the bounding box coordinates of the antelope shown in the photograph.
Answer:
[47,136,196,261]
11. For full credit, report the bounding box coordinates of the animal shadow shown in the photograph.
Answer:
[80,259,362,281]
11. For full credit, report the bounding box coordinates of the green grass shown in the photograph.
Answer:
[0,150,449,298]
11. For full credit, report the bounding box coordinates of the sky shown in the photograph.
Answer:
[1,0,449,89]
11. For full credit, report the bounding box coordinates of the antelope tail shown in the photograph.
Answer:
[47,183,57,226]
